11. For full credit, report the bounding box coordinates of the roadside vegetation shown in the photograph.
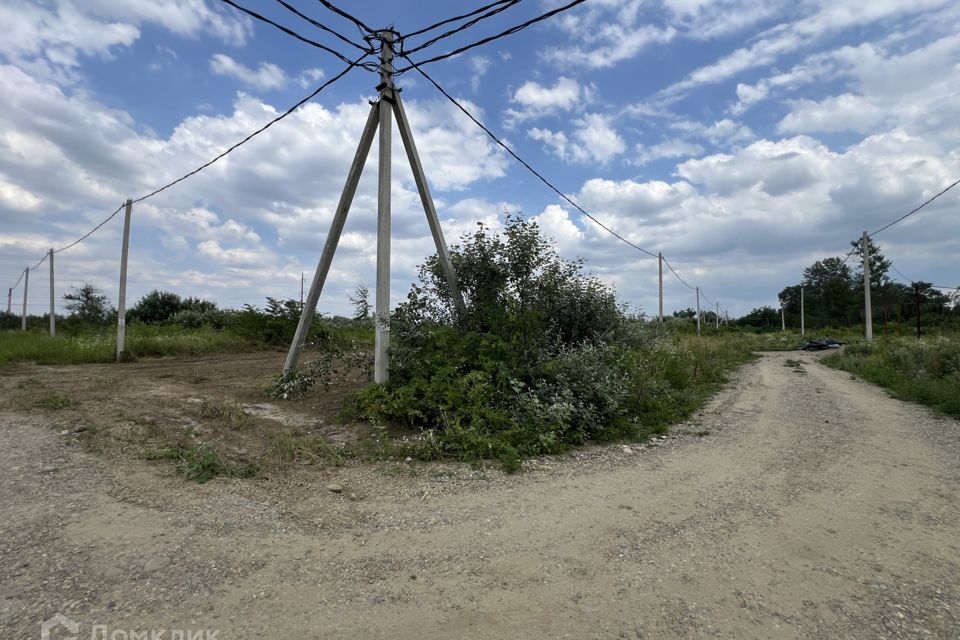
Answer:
[823,338,960,418]
[3,218,956,479]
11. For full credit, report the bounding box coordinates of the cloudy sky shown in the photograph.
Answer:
[2,0,958,319]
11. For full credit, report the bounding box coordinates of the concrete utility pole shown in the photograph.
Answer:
[48,248,55,337]
[6,287,11,314]
[21,268,29,331]
[715,301,720,329]
[862,230,873,342]
[284,30,464,380]
[800,286,805,336]
[116,198,133,361]
[780,304,785,332]
[658,252,664,322]
[374,31,395,384]
[695,286,701,336]
[914,282,921,340]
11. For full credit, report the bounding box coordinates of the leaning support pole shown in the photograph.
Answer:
[116,198,133,362]
[863,230,873,342]
[374,31,395,384]
[393,94,465,315]
[283,102,381,373]
[48,248,55,337]
[657,252,664,322]
[695,286,701,336]
[21,268,29,331]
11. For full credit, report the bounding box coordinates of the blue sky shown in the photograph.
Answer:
[2,0,958,319]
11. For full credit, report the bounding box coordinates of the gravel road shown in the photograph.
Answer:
[2,351,959,639]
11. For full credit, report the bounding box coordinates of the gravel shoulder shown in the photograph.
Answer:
[2,351,959,639]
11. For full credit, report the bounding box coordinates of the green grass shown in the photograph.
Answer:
[0,325,259,365]
[823,337,960,418]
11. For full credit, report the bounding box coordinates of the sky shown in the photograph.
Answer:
[1,0,958,320]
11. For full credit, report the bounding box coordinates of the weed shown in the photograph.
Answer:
[197,399,249,429]
[695,429,711,437]
[265,432,349,469]
[32,393,73,410]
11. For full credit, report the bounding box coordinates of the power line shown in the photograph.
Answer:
[314,0,375,36]
[406,56,658,260]
[7,56,361,290]
[402,0,517,41]
[401,1,523,56]
[9,269,25,291]
[890,264,912,283]
[394,0,587,73]
[217,0,369,67]
[661,257,696,291]
[133,56,363,204]
[870,176,960,237]
[272,0,371,53]
[54,203,126,254]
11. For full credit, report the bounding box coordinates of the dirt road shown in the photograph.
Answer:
[2,351,958,639]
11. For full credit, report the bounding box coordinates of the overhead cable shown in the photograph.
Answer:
[218,0,368,67]
[133,56,363,204]
[54,203,126,255]
[661,257,697,291]
[402,0,517,41]
[407,56,658,260]
[394,0,587,73]
[870,177,960,237]
[272,0,371,52]
[315,0,375,35]
[402,1,523,56]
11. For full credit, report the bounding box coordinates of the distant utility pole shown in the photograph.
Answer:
[695,286,701,336]
[116,198,133,361]
[715,301,719,329]
[300,272,304,306]
[800,286,805,336]
[285,31,464,381]
[6,287,11,314]
[21,267,29,331]
[914,282,921,340]
[862,230,873,342]
[780,303,785,332]
[657,252,663,322]
[48,248,55,337]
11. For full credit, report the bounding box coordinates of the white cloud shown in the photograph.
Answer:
[633,139,704,165]
[468,56,491,92]
[669,118,755,146]
[210,54,287,91]
[778,94,887,134]
[295,67,325,89]
[504,77,588,127]
[529,113,625,165]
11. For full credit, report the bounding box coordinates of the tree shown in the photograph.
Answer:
[128,290,184,324]
[738,306,780,329]
[63,283,111,324]
[348,282,371,320]
[850,235,891,290]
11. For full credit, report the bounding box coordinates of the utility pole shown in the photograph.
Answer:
[21,267,29,331]
[374,30,395,384]
[914,282,921,340]
[48,248,55,337]
[300,272,304,307]
[800,286,805,336]
[780,303,785,332]
[6,287,11,314]
[657,252,663,322]
[862,230,873,342]
[284,29,464,378]
[116,198,133,361]
[715,301,719,329]
[695,286,701,336]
